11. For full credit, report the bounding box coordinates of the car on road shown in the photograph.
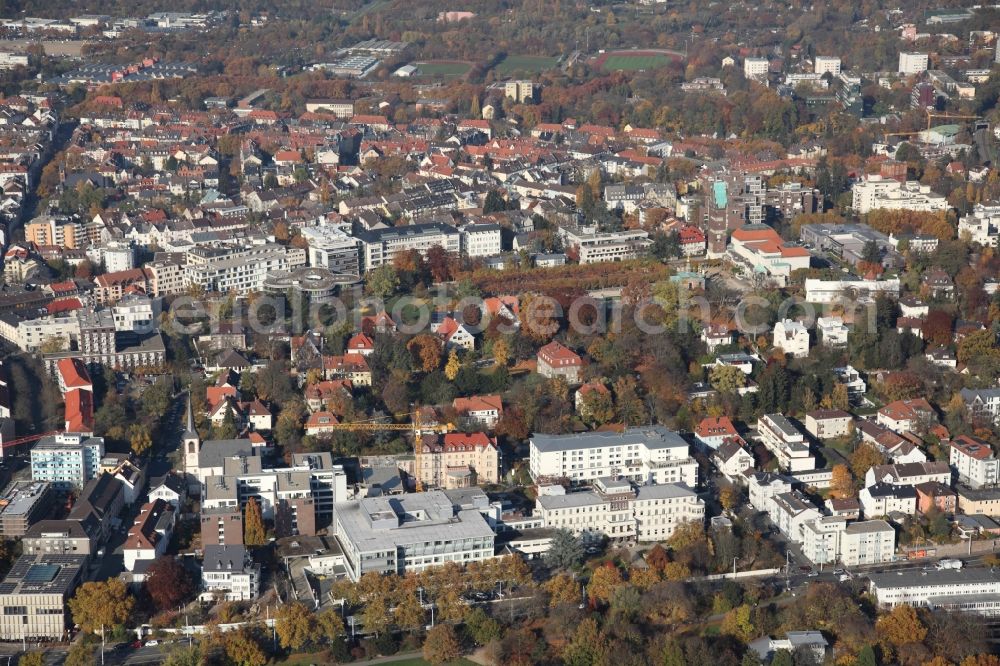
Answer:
[131,641,142,649]
[807,571,819,577]
[832,568,845,576]
[145,640,159,647]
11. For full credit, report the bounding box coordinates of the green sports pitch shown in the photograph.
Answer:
[495,54,559,74]
[599,53,674,71]
[414,61,471,77]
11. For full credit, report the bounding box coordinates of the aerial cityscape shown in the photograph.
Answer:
[0,0,994,665]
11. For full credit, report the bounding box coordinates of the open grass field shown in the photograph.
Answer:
[373,657,479,666]
[495,54,559,74]
[599,52,674,71]
[414,61,471,78]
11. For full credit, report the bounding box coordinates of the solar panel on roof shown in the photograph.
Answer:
[23,564,60,584]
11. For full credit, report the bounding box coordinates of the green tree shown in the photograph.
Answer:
[163,645,202,666]
[365,265,400,299]
[315,608,344,643]
[212,405,239,440]
[709,364,747,393]
[464,607,502,646]
[243,497,266,546]
[720,604,755,642]
[546,529,584,569]
[423,624,462,665]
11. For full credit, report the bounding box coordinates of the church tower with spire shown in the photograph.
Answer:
[182,391,201,487]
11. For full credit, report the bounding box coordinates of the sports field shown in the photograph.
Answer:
[414,61,471,78]
[599,52,674,71]
[495,54,559,74]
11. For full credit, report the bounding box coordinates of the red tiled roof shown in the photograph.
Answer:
[57,358,92,391]
[538,341,582,366]
[453,394,503,414]
[64,389,94,433]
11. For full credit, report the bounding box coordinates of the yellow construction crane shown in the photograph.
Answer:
[925,110,981,130]
[321,412,455,491]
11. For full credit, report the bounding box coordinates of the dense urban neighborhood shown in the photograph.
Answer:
[0,0,997,665]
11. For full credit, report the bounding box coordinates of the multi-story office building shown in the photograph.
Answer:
[201,545,260,601]
[355,222,461,271]
[757,414,815,472]
[529,426,698,486]
[333,490,496,581]
[30,433,104,490]
[201,452,346,531]
[0,482,53,537]
[898,52,929,75]
[814,56,841,75]
[185,243,306,294]
[535,478,704,543]
[300,224,361,275]
[851,176,948,215]
[459,223,502,258]
[744,57,769,79]
[0,554,87,640]
[145,260,186,296]
[869,569,1000,616]
[559,226,652,264]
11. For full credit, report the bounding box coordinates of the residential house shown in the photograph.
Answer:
[950,434,999,488]
[453,394,503,430]
[201,545,260,601]
[713,440,755,481]
[772,319,810,358]
[877,398,936,435]
[537,341,584,384]
[860,483,918,518]
[695,416,740,449]
[804,409,852,440]
[915,481,957,514]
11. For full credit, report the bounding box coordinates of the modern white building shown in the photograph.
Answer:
[950,435,999,488]
[560,226,652,264]
[958,204,1000,247]
[772,319,810,357]
[757,414,815,472]
[859,483,917,518]
[201,545,260,601]
[201,452,348,523]
[747,472,793,514]
[744,57,769,79]
[355,222,461,271]
[529,427,698,486]
[185,243,307,294]
[851,176,948,215]
[333,491,496,581]
[840,520,896,565]
[898,52,929,75]
[816,316,848,346]
[300,224,361,275]
[869,569,1000,616]
[804,278,901,304]
[459,223,502,258]
[534,479,704,543]
[30,434,105,490]
[814,56,841,76]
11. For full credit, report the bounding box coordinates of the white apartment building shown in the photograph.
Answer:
[859,483,917,518]
[145,260,186,296]
[865,460,951,491]
[201,545,260,601]
[869,569,1000,616]
[769,491,822,543]
[851,176,948,215]
[185,244,307,294]
[30,434,105,490]
[747,472,793,514]
[560,226,652,264]
[773,319,810,357]
[111,294,157,333]
[961,388,1000,426]
[459,223,502,258]
[13,315,81,352]
[950,435,999,488]
[201,452,347,521]
[529,427,697,486]
[817,316,848,346]
[0,52,29,69]
[744,57,769,79]
[300,224,361,275]
[333,491,496,581]
[356,222,461,271]
[841,520,896,565]
[534,479,704,543]
[814,56,841,75]
[898,52,929,75]
[100,242,136,273]
[805,278,901,304]
[958,204,1000,247]
[757,414,815,472]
